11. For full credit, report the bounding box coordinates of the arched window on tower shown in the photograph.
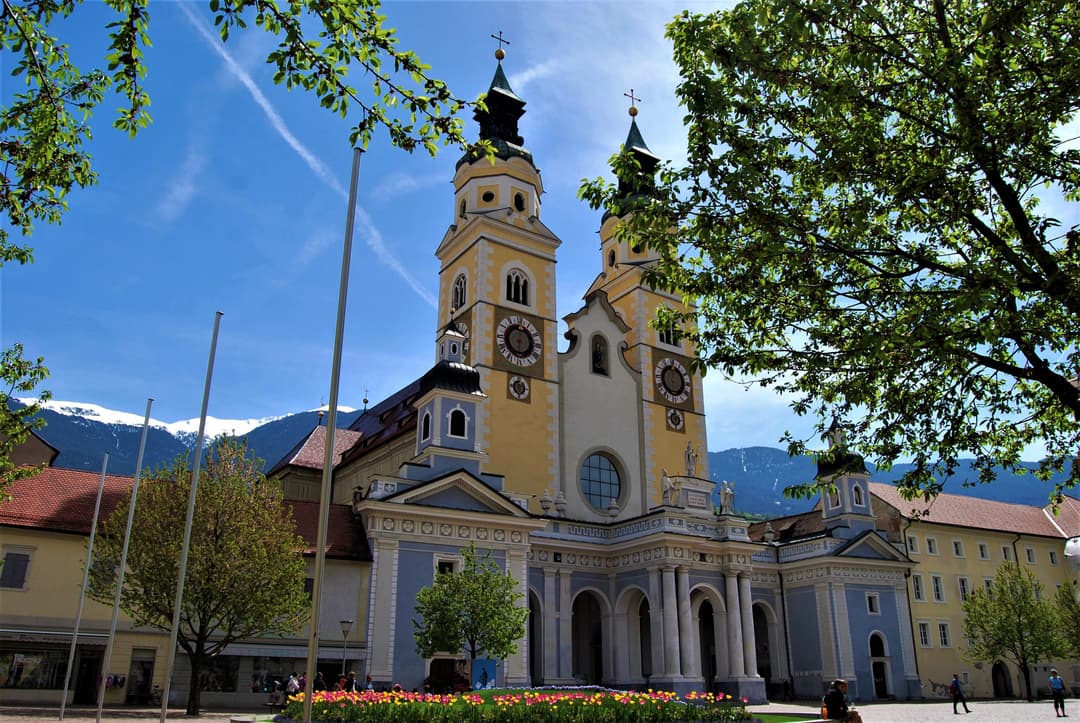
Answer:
[421,411,431,442]
[591,335,609,376]
[448,408,467,438]
[506,269,529,306]
[452,274,467,311]
[853,484,864,506]
[658,322,682,347]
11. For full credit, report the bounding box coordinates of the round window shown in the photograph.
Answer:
[482,191,496,203]
[580,453,621,510]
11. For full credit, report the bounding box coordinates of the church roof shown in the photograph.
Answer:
[417,360,484,398]
[341,379,421,465]
[458,58,532,168]
[268,425,363,476]
[747,509,827,543]
[869,482,1066,538]
[0,466,365,558]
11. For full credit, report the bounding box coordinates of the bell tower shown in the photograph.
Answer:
[586,98,708,503]
[433,43,562,509]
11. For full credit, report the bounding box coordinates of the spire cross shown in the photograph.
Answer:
[624,88,641,109]
[491,31,511,59]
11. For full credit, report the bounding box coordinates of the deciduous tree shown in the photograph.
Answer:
[88,437,309,715]
[413,544,528,667]
[962,562,1066,698]
[0,344,50,500]
[581,0,1080,501]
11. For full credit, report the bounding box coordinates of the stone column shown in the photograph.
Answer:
[367,538,399,681]
[504,550,529,686]
[559,570,573,681]
[677,566,699,677]
[543,568,557,683]
[662,565,681,676]
[648,567,663,678]
[725,572,745,677]
[739,572,758,678]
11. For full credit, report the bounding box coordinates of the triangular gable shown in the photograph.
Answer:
[832,529,910,562]
[383,470,532,518]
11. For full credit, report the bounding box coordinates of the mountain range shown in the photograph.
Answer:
[18,399,1071,518]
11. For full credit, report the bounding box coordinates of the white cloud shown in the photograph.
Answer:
[370,171,444,203]
[297,228,337,266]
[155,145,207,223]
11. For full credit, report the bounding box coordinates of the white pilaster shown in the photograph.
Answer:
[739,573,758,677]
[726,573,745,677]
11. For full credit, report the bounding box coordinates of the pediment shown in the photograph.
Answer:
[832,530,909,562]
[384,470,532,517]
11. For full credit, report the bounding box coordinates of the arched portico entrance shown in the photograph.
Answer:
[572,591,604,684]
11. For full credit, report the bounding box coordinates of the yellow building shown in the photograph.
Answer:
[0,432,364,708]
[871,482,1080,700]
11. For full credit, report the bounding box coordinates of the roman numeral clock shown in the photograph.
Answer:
[496,315,542,367]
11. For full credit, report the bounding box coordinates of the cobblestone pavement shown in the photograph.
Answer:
[2,699,1077,722]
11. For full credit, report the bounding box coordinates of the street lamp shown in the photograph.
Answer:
[339,619,353,677]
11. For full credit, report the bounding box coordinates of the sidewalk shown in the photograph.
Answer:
[2,698,1076,721]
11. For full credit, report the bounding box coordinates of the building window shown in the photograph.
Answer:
[437,560,455,575]
[984,578,994,597]
[1002,545,1011,561]
[912,574,925,601]
[953,540,964,557]
[1051,551,1059,565]
[926,537,938,555]
[1026,547,1036,564]
[658,322,681,347]
[932,575,945,602]
[958,577,970,601]
[867,593,880,615]
[908,536,919,554]
[0,547,31,590]
[421,412,431,441]
[448,408,467,438]
[853,485,864,506]
[506,269,529,305]
[918,622,931,647]
[938,622,952,647]
[978,542,989,559]
[580,453,621,511]
[452,274,467,311]
[829,488,840,507]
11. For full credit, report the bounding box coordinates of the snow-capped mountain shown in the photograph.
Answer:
[28,399,280,440]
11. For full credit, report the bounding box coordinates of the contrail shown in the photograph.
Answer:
[177,3,436,307]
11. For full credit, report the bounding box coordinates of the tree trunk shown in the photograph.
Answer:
[1021,662,1033,701]
[186,651,203,716]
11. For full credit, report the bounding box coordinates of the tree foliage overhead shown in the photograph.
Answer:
[87,437,310,715]
[413,544,528,663]
[581,0,1080,501]
[1055,582,1080,658]
[962,562,1066,699]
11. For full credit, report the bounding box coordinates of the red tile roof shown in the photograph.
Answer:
[869,482,1065,538]
[0,467,367,559]
[1045,495,1080,538]
[271,426,363,474]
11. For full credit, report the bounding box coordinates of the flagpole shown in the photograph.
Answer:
[159,312,223,722]
[95,398,154,723]
[303,147,362,723]
[58,453,108,720]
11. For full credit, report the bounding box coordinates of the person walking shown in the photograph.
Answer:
[1050,668,1069,717]
[950,673,971,714]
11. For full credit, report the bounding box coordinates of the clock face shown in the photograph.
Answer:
[508,375,530,400]
[496,316,542,367]
[654,357,691,404]
[667,408,685,431]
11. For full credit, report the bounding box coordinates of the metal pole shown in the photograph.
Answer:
[303,147,362,723]
[159,312,223,722]
[95,399,154,723]
[58,453,108,720]
[341,631,348,677]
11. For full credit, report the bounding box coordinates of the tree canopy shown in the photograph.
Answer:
[962,562,1066,698]
[413,544,529,664]
[0,344,50,500]
[87,437,310,715]
[581,0,1080,501]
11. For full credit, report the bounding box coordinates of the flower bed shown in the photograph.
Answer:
[279,687,750,722]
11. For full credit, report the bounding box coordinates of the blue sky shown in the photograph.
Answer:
[3,0,822,450]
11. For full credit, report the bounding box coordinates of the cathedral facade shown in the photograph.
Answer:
[293,53,923,704]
